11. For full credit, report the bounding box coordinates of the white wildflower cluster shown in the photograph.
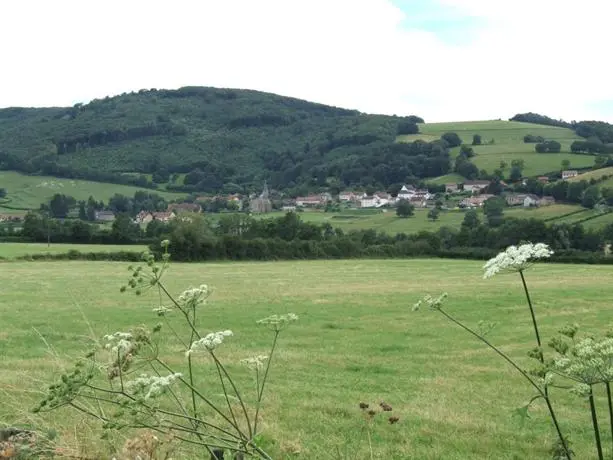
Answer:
[483,243,553,279]
[256,313,299,331]
[126,373,183,400]
[241,355,268,371]
[554,337,613,396]
[152,305,172,316]
[103,332,134,357]
[186,330,233,356]
[412,293,448,311]
[177,285,210,309]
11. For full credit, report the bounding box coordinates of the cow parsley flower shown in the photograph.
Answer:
[103,332,134,357]
[257,313,299,331]
[186,330,233,356]
[241,355,268,370]
[178,285,210,309]
[483,243,553,279]
[126,373,182,400]
[412,293,448,311]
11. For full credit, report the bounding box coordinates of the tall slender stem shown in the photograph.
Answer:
[606,382,613,457]
[436,307,572,459]
[519,270,548,399]
[253,331,279,436]
[589,387,604,460]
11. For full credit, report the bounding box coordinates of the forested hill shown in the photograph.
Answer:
[0,86,445,194]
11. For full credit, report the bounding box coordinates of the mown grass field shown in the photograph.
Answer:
[399,120,595,178]
[228,204,590,234]
[0,171,186,211]
[0,242,147,259]
[1,259,612,459]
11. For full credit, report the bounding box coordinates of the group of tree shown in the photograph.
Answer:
[512,113,613,145]
[535,140,562,153]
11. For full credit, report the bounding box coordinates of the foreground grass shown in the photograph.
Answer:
[0,170,186,211]
[1,259,612,458]
[0,242,147,259]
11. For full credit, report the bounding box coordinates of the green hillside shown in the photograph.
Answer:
[0,87,443,194]
[0,170,185,211]
[400,120,595,179]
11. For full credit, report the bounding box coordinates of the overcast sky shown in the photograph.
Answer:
[1,0,612,122]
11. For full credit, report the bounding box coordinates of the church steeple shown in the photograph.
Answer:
[260,181,269,199]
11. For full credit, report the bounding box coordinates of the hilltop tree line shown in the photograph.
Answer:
[511,112,613,145]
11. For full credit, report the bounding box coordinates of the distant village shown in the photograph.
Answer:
[0,170,584,225]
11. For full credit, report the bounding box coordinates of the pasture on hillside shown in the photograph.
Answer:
[399,120,595,178]
[1,258,613,458]
[0,171,186,211]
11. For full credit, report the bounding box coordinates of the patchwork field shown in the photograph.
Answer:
[0,171,186,211]
[399,120,595,178]
[1,259,612,459]
[0,242,147,260]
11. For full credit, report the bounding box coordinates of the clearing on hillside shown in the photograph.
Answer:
[0,171,186,211]
[400,120,594,178]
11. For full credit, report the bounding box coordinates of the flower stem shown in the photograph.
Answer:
[607,382,613,457]
[436,307,572,459]
[589,386,604,460]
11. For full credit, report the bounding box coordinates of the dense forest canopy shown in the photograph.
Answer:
[0,86,436,194]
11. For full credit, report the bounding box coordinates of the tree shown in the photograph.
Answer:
[0,188,6,199]
[460,145,475,158]
[511,159,525,170]
[396,121,419,135]
[595,155,608,168]
[109,194,132,214]
[535,140,562,153]
[78,201,87,221]
[441,132,462,147]
[48,193,76,218]
[472,134,482,146]
[396,199,414,218]
[111,213,141,243]
[427,208,440,221]
[509,166,523,182]
[582,185,601,208]
[461,209,480,229]
[483,196,505,227]
[561,159,571,170]
[499,160,508,171]
[455,156,479,179]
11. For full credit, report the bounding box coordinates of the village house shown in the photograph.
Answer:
[360,192,391,208]
[537,176,550,183]
[523,194,540,207]
[167,202,202,213]
[282,205,297,212]
[562,170,579,180]
[396,185,432,202]
[95,210,115,222]
[339,191,359,202]
[134,210,176,224]
[0,214,22,223]
[463,180,491,194]
[445,183,460,193]
[539,196,556,206]
[408,197,428,208]
[460,194,494,208]
[505,193,528,206]
[295,193,331,207]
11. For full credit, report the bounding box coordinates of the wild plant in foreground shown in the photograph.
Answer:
[413,243,573,459]
[34,241,298,459]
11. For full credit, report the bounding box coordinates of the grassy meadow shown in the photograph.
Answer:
[1,258,613,459]
[0,242,147,260]
[399,120,594,178]
[0,171,186,211]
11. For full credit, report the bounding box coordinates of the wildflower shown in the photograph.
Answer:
[483,243,553,279]
[241,355,268,370]
[126,373,182,400]
[186,330,233,356]
[257,313,299,331]
[103,332,134,357]
[160,239,170,249]
[177,285,210,309]
[152,305,172,316]
[412,293,447,311]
